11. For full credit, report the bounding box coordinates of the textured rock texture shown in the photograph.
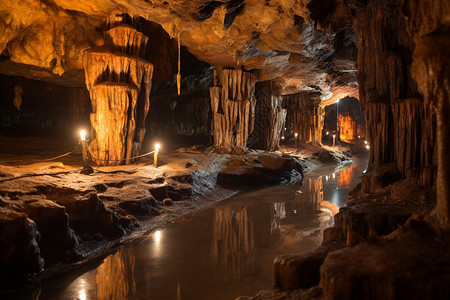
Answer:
[338,0,438,193]
[0,0,358,99]
[83,17,154,165]
[283,92,324,144]
[402,0,450,228]
[210,68,256,152]
[249,81,286,150]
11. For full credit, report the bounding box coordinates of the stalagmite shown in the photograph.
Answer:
[283,92,324,144]
[83,15,153,165]
[209,68,256,152]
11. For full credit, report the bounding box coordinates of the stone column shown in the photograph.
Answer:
[283,92,324,144]
[349,0,436,190]
[209,68,256,152]
[249,81,287,150]
[402,0,450,228]
[83,14,153,165]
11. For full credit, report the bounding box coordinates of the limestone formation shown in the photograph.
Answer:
[249,81,287,150]
[283,92,324,144]
[210,68,256,152]
[83,15,154,165]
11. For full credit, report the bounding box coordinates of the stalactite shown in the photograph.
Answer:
[209,68,256,152]
[283,92,324,144]
[83,15,153,165]
[249,81,287,150]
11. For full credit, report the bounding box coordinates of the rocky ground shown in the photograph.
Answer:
[0,136,354,292]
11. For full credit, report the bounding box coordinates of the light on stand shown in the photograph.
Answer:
[154,143,160,168]
[333,134,336,147]
[294,132,298,147]
[80,130,86,141]
[79,129,93,174]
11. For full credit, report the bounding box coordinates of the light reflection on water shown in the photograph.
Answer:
[19,159,367,300]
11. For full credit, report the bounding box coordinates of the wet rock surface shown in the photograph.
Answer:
[0,142,310,290]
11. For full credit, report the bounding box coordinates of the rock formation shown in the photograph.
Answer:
[249,81,286,150]
[83,14,154,165]
[345,0,436,190]
[283,92,324,144]
[209,68,256,152]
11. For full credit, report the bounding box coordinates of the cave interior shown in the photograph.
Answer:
[0,0,449,298]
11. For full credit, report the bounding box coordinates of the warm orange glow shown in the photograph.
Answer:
[338,115,357,143]
[155,143,160,151]
[320,201,340,216]
[338,165,357,189]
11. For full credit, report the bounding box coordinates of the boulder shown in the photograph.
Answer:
[274,252,328,290]
[24,199,79,266]
[56,193,119,237]
[361,163,402,194]
[118,197,159,219]
[0,208,43,289]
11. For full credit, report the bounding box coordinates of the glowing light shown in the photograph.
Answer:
[154,230,162,244]
[281,136,285,140]
[80,130,86,141]
[295,132,298,138]
[284,127,286,130]
[358,135,361,139]
[326,131,329,135]
[333,134,336,138]
[364,141,368,145]
[365,145,370,150]
[325,175,329,181]
[155,143,161,151]
[78,278,87,300]
[332,173,335,179]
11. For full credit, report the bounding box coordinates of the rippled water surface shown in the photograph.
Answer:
[19,159,367,300]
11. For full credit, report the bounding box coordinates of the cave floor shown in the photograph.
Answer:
[0,135,356,290]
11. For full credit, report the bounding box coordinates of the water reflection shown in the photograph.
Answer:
[338,164,358,189]
[210,207,255,281]
[94,250,137,299]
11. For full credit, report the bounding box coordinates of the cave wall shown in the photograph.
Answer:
[349,0,437,188]
[0,75,90,139]
[283,92,324,144]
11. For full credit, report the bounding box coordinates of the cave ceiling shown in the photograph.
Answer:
[0,0,358,101]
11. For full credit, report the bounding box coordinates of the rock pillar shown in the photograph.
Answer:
[249,81,287,150]
[349,0,436,188]
[402,0,450,228]
[83,14,154,165]
[283,92,324,144]
[209,68,256,152]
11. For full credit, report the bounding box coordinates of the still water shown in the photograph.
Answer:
[25,160,367,300]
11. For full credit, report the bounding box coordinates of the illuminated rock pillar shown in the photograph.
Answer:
[209,68,256,152]
[83,14,153,165]
[284,92,324,144]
